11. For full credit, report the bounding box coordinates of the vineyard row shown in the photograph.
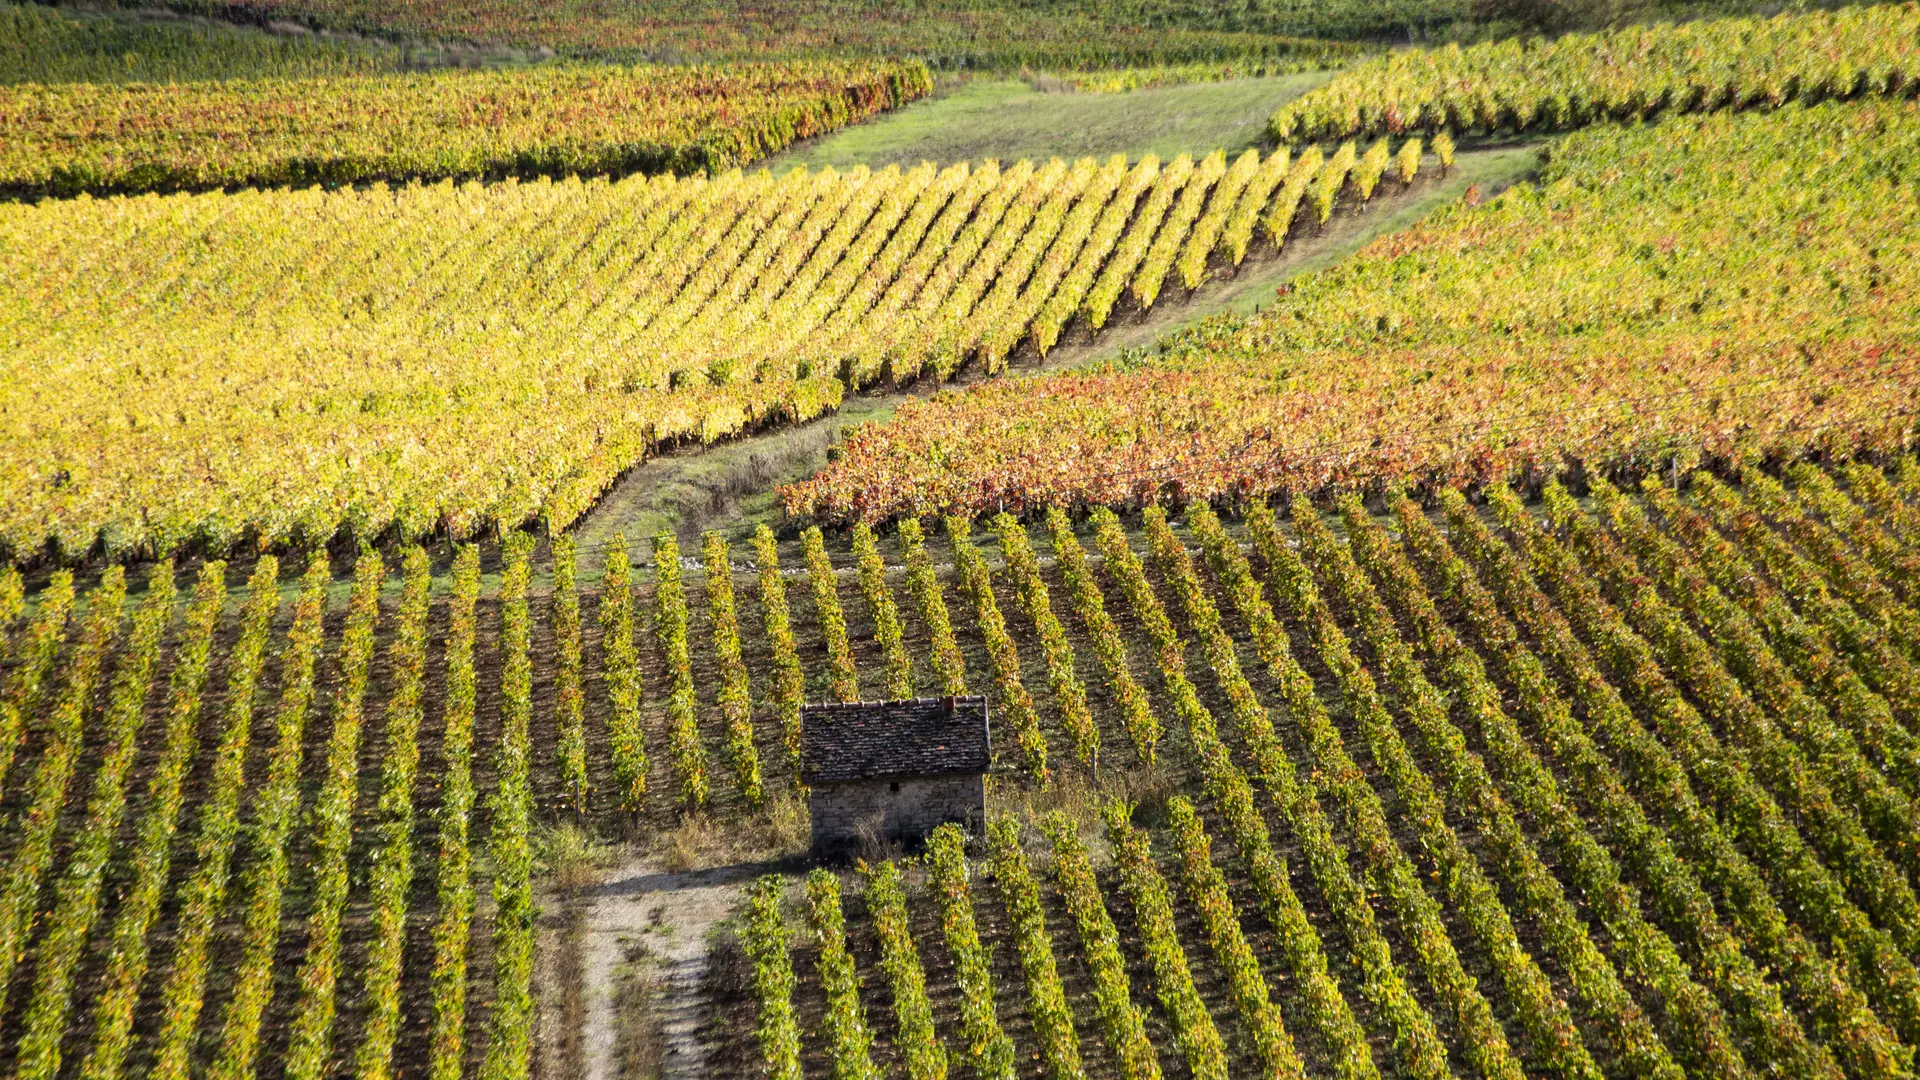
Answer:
[740,455,1920,1080]
[0,455,1918,1076]
[4,133,1445,565]
[789,97,1920,524]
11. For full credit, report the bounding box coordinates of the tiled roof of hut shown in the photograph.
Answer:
[800,696,990,785]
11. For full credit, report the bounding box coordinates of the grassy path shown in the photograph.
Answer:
[761,74,1331,173]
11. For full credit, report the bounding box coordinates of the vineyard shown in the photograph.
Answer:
[789,97,1920,522]
[8,5,1916,565]
[0,58,931,196]
[0,3,403,85]
[1,457,1918,1079]
[1,132,1446,564]
[7,0,1920,1075]
[1266,5,1920,143]
[734,457,1920,1080]
[82,0,1854,67]
[71,0,1406,68]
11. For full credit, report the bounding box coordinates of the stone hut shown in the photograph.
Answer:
[800,696,990,856]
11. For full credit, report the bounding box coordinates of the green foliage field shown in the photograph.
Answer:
[88,0,1396,67]
[0,2,401,84]
[78,0,1889,69]
[764,73,1330,171]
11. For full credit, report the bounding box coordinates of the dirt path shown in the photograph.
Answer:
[573,859,757,1080]
[570,143,1541,570]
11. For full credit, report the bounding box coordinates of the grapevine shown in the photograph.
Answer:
[1394,138,1423,183]
[1131,149,1224,311]
[984,818,1085,1080]
[1312,141,1355,224]
[1104,801,1230,1080]
[947,516,1047,782]
[1845,461,1920,548]
[0,567,19,638]
[75,558,260,1080]
[852,522,914,699]
[1482,485,1920,1044]
[355,545,433,1080]
[754,524,808,780]
[1040,813,1160,1080]
[1687,475,1920,790]
[600,535,650,810]
[1215,148,1288,266]
[993,513,1098,769]
[554,534,590,813]
[1542,481,1920,951]
[1260,146,1321,247]
[1080,154,1192,331]
[926,824,1016,1080]
[1742,468,1920,664]
[1270,8,1920,143]
[205,555,334,1080]
[1352,137,1390,201]
[0,570,73,800]
[1163,796,1304,1080]
[0,565,126,1024]
[805,526,861,702]
[1592,476,1920,870]
[1045,509,1156,765]
[14,561,210,1080]
[656,532,711,810]
[806,869,881,1080]
[428,545,482,1080]
[706,531,765,806]
[140,556,281,1080]
[900,518,967,696]
[744,877,803,1080]
[788,104,1920,526]
[1314,496,1743,1080]
[860,860,948,1080]
[1175,148,1260,290]
[481,535,536,1080]
[6,60,932,196]
[1385,492,1862,1080]
[1232,503,1507,1080]
[284,551,387,1080]
[1032,157,1159,356]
